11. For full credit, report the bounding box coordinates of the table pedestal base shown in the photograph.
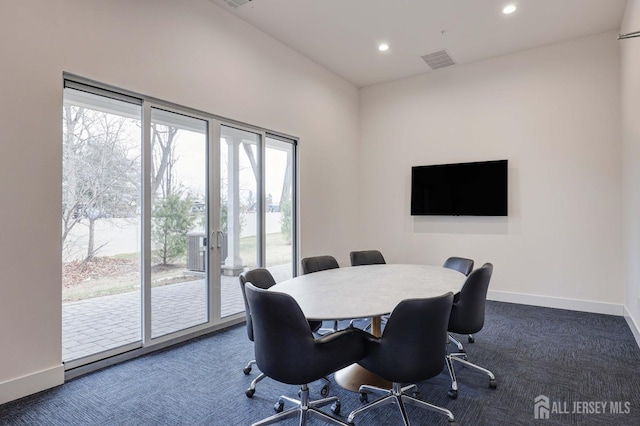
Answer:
[334,364,391,392]
[333,316,390,392]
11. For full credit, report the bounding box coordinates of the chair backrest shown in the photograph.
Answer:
[448,263,493,335]
[239,268,277,342]
[301,255,339,274]
[243,283,323,385]
[350,250,386,266]
[358,292,454,384]
[443,256,474,276]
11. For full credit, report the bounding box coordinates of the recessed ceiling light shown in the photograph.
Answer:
[503,4,517,14]
[378,43,389,52]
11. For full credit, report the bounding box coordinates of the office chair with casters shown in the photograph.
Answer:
[347,293,457,426]
[349,250,386,266]
[349,250,387,331]
[239,268,326,398]
[301,255,340,333]
[442,256,475,349]
[446,263,497,399]
[443,256,474,277]
[301,255,340,274]
[245,283,370,426]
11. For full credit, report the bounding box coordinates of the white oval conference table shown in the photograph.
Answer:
[270,264,466,391]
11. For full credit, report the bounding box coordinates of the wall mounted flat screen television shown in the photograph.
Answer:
[411,159,508,216]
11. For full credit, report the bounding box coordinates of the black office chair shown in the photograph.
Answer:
[239,268,325,398]
[301,255,340,333]
[443,256,474,277]
[443,256,475,350]
[349,250,386,266]
[301,255,340,274]
[349,250,387,331]
[347,293,457,426]
[246,283,370,426]
[445,263,497,399]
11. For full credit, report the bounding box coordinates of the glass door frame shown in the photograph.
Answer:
[265,132,299,279]
[141,104,228,346]
[216,124,300,280]
[62,80,145,370]
[62,74,298,373]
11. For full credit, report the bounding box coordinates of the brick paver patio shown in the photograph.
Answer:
[62,264,291,361]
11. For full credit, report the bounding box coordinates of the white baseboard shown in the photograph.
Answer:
[0,364,64,405]
[487,290,625,316]
[623,306,640,349]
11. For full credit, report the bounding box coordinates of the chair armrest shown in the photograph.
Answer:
[314,327,373,364]
[315,327,373,344]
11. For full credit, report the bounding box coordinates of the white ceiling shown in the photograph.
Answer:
[210,0,627,87]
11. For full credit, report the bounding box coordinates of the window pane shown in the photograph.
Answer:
[150,108,208,338]
[265,137,295,281]
[220,126,259,317]
[62,88,142,361]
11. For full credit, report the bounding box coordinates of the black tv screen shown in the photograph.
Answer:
[411,160,508,216]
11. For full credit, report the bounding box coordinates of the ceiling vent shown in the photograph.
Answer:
[421,50,455,70]
[222,0,250,8]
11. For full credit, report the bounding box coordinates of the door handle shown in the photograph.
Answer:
[211,230,224,249]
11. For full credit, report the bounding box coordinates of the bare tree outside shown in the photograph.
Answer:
[150,122,178,198]
[61,89,297,361]
[62,105,141,262]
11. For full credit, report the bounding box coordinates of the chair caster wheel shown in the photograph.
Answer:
[243,366,251,375]
[448,421,457,426]
[489,379,497,389]
[245,388,255,398]
[274,400,284,413]
[412,391,422,400]
[330,400,341,415]
[359,392,368,403]
[320,384,330,397]
[447,389,458,399]
[468,335,475,343]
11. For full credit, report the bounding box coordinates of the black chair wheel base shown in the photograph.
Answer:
[331,400,341,415]
[245,388,255,398]
[489,379,497,389]
[359,392,368,403]
[320,384,330,397]
[447,389,458,399]
[243,366,251,375]
[412,391,422,400]
[274,399,284,413]
[468,335,474,343]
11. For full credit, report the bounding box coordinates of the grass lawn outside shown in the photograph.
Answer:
[62,233,292,302]
[239,232,293,269]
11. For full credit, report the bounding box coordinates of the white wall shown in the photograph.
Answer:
[358,32,623,311]
[621,0,640,345]
[0,0,360,402]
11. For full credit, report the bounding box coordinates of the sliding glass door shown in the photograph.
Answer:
[149,108,210,338]
[62,88,143,362]
[62,78,298,368]
[217,128,298,317]
[265,135,296,281]
[219,125,260,318]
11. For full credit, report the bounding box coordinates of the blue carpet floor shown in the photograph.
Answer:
[1,301,640,425]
